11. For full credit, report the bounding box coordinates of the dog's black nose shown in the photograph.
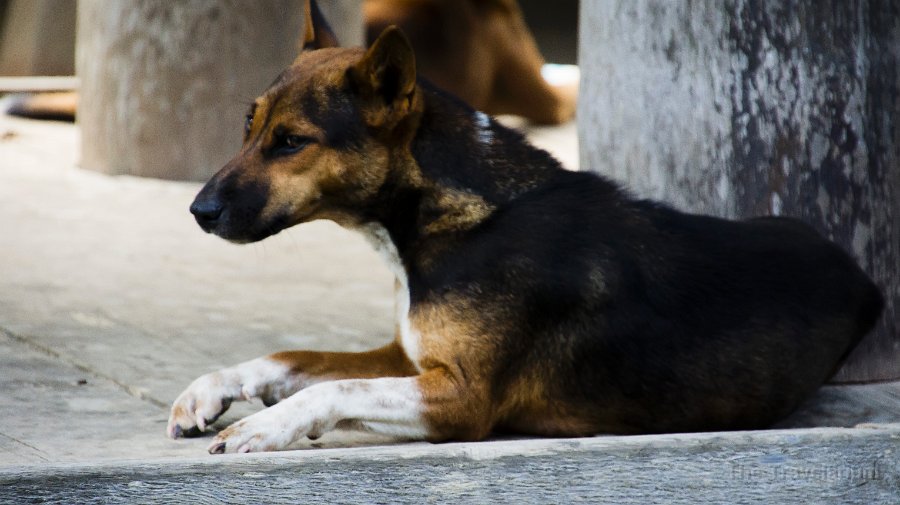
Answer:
[190,197,224,231]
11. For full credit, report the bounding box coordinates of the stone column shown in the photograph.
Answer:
[0,0,76,76]
[319,0,363,48]
[76,0,305,181]
[578,0,899,382]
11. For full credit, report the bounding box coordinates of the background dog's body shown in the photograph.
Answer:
[167,10,882,453]
[364,0,576,124]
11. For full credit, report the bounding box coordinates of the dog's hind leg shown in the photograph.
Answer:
[166,342,416,439]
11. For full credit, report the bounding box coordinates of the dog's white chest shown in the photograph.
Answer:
[394,275,422,370]
[358,223,423,370]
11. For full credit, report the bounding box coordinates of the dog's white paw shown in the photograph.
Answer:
[204,377,430,453]
[167,371,244,439]
[207,400,313,454]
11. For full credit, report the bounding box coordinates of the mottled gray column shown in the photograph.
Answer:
[76,0,304,181]
[578,0,899,382]
[0,0,76,76]
[318,0,363,47]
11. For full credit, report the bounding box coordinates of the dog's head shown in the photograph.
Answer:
[190,3,420,243]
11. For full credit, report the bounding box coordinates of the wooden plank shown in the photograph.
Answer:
[0,427,897,504]
[0,76,78,92]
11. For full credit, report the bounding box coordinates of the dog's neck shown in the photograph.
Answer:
[410,84,565,205]
[363,83,566,273]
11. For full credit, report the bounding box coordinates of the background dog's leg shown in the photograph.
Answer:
[479,1,577,124]
[167,342,416,438]
[487,46,577,125]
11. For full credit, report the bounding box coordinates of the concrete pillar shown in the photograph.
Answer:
[76,1,305,181]
[319,0,364,48]
[0,0,76,76]
[578,0,899,382]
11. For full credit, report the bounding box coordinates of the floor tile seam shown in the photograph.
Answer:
[0,325,169,410]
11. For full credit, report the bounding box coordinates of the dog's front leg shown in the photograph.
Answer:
[167,342,416,438]
[207,368,487,453]
[206,376,425,453]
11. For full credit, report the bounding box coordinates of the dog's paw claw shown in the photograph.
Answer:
[167,422,205,440]
[184,426,204,438]
[167,372,240,440]
[208,442,226,455]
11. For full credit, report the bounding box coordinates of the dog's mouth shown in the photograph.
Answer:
[201,208,294,244]
[190,170,325,244]
[191,196,320,244]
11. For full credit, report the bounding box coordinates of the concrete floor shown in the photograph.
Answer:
[0,113,897,503]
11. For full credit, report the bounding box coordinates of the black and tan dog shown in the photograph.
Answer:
[167,7,883,454]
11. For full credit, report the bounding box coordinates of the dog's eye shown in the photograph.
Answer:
[273,134,313,156]
[244,114,254,133]
[285,135,307,149]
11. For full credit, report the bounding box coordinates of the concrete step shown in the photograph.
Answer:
[2,427,898,504]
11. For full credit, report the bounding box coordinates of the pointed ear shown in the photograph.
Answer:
[301,0,339,50]
[348,26,417,123]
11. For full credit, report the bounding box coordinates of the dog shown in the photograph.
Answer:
[167,4,883,454]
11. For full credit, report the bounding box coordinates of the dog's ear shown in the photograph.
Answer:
[348,26,417,126]
[301,0,339,50]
